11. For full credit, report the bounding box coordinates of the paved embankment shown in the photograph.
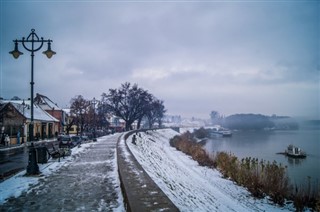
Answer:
[1,131,179,211]
[0,134,123,211]
[117,131,179,212]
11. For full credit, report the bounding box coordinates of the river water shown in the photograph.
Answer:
[204,128,320,187]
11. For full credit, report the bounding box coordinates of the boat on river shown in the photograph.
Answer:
[210,125,232,137]
[285,144,306,158]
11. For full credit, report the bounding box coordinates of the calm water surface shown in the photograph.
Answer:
[204,129,320,186]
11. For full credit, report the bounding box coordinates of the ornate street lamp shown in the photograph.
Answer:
[10,29,56,175]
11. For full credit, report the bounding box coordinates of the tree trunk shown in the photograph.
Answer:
[137,118,142,129]
[157,119,162,128]
[125,121,131,131]
[148,121,153,129]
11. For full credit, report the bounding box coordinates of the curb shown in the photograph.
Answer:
[117,130,179,212]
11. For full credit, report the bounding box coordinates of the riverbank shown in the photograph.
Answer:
[127,129,296,211]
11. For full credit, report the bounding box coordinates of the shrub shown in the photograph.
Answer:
[293,177,320,211]
[169,132,214,167]
[193,127,209,139]
[170,131,319,210]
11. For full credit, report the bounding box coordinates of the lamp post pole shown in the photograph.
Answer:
[10,29,56,175]
[91,98,98,139]
[21,99,27,145]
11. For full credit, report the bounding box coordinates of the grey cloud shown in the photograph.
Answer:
[1,1,319,119]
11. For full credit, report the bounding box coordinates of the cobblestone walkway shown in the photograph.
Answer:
[0,134,124,211]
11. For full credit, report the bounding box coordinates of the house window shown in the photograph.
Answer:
[4,125,22,137]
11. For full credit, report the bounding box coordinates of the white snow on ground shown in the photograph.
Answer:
[127,129,295,212]
[0,135,123,209]
[0,144,86,204]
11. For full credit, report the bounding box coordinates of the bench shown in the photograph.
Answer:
[46,144,61,162]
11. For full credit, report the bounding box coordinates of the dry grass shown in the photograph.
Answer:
[170,131,320,211]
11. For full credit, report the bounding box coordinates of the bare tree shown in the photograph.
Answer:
[101,82,154,131]
[145,99,166,128]
[210,110,223,125]
[70,95,91,135]
[65,118,75,135]
[96,101,110,130]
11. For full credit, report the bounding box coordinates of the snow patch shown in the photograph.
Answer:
[127,129,294,212]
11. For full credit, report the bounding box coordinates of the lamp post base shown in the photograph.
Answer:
[26,143,39,175]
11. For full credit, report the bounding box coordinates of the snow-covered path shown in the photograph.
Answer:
[0,134,124,211]
[127,129,293,212]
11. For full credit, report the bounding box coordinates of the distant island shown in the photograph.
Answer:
[217,114,299,131]
[163,112,319,131]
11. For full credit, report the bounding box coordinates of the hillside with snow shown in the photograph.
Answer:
[127,129,294,211]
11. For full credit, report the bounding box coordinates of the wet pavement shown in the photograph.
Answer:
[0,140,59,180]
[0,134,124,211]
[0,147,28,179]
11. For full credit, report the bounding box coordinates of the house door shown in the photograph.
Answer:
[48,123,53,138]
[41,123,47,140]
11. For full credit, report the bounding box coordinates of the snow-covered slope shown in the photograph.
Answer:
[127,129,294,212]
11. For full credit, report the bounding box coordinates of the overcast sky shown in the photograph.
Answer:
[1,1,319,119]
